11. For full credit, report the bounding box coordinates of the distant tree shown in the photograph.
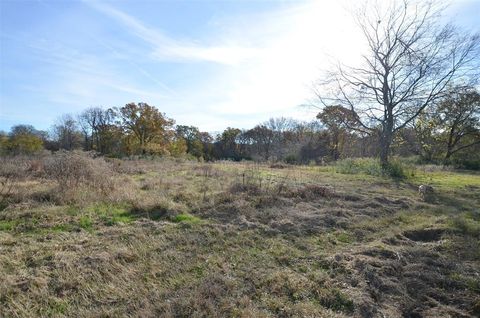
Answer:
[317,105,362,160]
[0,131,7,155]
[263,117,299,160]
[117,102,175,155]
[244,125,274,161]
[413,112,442,162]
[199,132,214,161]
[78,107,118,153]
[215,127,243,160]
[6,125,44,155]
[436,86,480,164]
[167,137,188,157]
[52,115,83,150]
[176,125,204,158]
[315,0,480,167]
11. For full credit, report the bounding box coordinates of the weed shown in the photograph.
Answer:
[0,220,17,231]
[450,215,480,237]
[78,215,93,230]
[319,288,355,313]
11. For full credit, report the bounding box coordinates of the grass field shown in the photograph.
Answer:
[1,154,479,317]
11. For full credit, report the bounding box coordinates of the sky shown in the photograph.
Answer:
[1,0,479,133]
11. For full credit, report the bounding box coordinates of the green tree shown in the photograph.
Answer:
[413,113,442,162]
[6,125,44,155]
[176,125,204,158]
[216,127,243,160]
[117,102,175,155]
[317,105,361,160]
[436,87,480,164]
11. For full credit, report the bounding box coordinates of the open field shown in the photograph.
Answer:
[1,154,479,317]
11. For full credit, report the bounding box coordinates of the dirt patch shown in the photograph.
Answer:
[328,233,479,318]
[403,228,445,242]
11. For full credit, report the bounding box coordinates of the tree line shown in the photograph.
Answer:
[1,83,479,169]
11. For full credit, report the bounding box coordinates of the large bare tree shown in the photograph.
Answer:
[314,0,479,166]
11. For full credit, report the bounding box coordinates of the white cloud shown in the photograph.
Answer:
[178,1,365,119]
[83,0,261,65]
[82,0,369,130]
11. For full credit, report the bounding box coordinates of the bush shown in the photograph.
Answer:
[452,158,480,171]
[335,157,410,179]
[0,156,36,209]
[43,151,116,203]
[284,154,297,165]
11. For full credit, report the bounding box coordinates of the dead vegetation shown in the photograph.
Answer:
[0,153,479,317]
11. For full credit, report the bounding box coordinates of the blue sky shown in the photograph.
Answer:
[1,0,479,133]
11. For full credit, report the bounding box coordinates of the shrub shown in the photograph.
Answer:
[0,156,35,209]
[335,158,382,175]
[334,157,410,179]
[383,160,408,179]
[451,215,480,237]
[43,151,116,204]
[452,158,480,171]
[284,154,297,165]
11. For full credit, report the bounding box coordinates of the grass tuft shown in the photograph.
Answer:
[335,157,411,179]
[171,213,202,224]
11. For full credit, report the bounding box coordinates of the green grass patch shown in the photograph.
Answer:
[450,214,480,237]
[334,231,354,244]
[450,273,480,293]
[90,203,134,226]
[78,215,93,230]
[50,223,75,233]
[171,213,202,224]
[66,205,81,216]
[412,170,480,190]
[319,288,355,313]
[0,220,17,231]
[334,158,411,179]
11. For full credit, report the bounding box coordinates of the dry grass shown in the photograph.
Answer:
[0,153,479,317]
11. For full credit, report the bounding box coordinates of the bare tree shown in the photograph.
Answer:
[314,0,479,166]
[52,114,83,150]
[78,107,117,153]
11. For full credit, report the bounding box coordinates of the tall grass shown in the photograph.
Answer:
[334,157,413,179]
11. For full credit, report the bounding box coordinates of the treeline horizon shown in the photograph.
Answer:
[1,83,479,170]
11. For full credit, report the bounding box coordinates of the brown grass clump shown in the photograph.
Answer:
[269,162,289,169]
[279,184,335,200]
[42,151,116,204]
[108,158,147,175]
[229,182,263,195]
[0,157,36,209]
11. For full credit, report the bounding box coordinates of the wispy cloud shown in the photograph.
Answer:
[82,0,364,128]
[82,0,261,65]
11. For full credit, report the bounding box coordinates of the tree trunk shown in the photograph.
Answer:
[443,126,456,165]
[379,120,394,168]
[444,147,453,165]
[379,135,390,167]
